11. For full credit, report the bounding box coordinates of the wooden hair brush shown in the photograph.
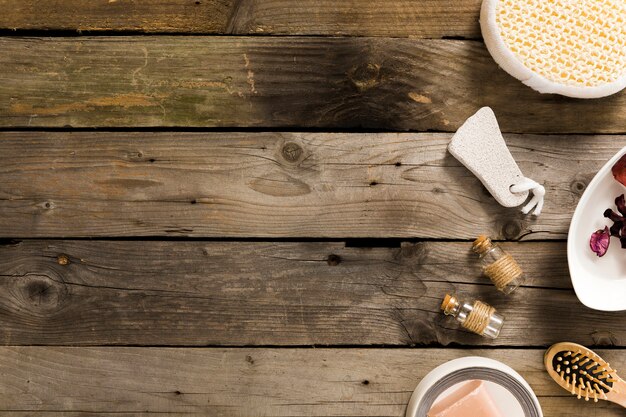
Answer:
[545,342,626,407]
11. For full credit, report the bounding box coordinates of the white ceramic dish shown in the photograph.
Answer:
[568,147,626,311]
[405,357,542,417]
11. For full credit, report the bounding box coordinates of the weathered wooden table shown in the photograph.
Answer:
[0,1,624,416]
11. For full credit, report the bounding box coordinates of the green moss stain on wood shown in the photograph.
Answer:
[1,37,625,132]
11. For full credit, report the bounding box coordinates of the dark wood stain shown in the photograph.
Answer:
[1,37,624,132]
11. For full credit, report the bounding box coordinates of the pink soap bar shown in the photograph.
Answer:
[428,380,504,417]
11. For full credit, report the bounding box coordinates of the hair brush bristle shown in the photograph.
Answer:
[546,343,619,402]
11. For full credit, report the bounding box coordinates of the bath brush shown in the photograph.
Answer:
[480,0,626,98]
[545,342,626,406]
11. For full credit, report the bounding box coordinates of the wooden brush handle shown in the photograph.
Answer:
[607,378,626,408]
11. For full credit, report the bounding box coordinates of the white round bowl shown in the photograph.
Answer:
[405,356,542,417]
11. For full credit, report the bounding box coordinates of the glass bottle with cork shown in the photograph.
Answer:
[472,235,525,294]
[441,294,504,339]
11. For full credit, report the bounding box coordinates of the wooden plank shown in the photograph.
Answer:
[0,132,622,239]
[1,37,625,132]
[0,240,624,346]
[0,0,482,38]
[0,347,624,416]
[0,0,235,33]
[228,0,482,38]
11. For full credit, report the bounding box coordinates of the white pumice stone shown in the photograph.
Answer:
[448,107,529,208]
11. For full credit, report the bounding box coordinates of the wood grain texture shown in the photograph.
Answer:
[0,0,481,38]
[1,37,625,132]
[0,131,622,239]
[0,0,235,33]
[228,0,482,38]
[0,240,624,346]
[0,347,624,416]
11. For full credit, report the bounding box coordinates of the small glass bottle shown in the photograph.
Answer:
[441,294,504,339]
[472,235,525,294]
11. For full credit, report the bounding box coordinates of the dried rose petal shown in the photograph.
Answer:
[616,194,626,216]
[612,154,626,187]
[590,226,610,257]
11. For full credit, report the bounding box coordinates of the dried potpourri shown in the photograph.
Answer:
[589,194,626,256]
[603,194,626,249]
[590,226,610,257]
[589,152,626,256]
[611,154,626,187]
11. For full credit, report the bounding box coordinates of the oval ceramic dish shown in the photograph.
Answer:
[568,147,626,311]
[405,357,542,417]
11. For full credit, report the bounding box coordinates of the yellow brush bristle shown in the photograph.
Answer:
[495,0,626,87]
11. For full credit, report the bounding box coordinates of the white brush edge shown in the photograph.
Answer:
[480,0,626,99]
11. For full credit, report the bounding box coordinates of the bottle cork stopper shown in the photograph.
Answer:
[441,294,459,315]
[472,235,493,255]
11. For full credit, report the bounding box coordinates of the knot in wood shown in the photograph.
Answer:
[349,63,380,91]
[57,254,70,266]
[570,180,587,194]
[398,242,427,262]
[17,273,67,313]
[502,220,522,240]
[590,330,618,346]
[326,254,341,266]
[281,142,303,162]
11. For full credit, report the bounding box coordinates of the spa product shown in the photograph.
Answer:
[405,357,543,417]
[481,0,626,98]
[589,193,626,256]
[473,235,524,293]
[428,380,504,417]
[448,107,545,215]
[590,226,611,257]
[612,154,626,186]
[545,342,626,407]
[588,154,626,257]
[441,294,504,339]
[568,147,626,311]
[601,194,626,248]
[588,154,626,256]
